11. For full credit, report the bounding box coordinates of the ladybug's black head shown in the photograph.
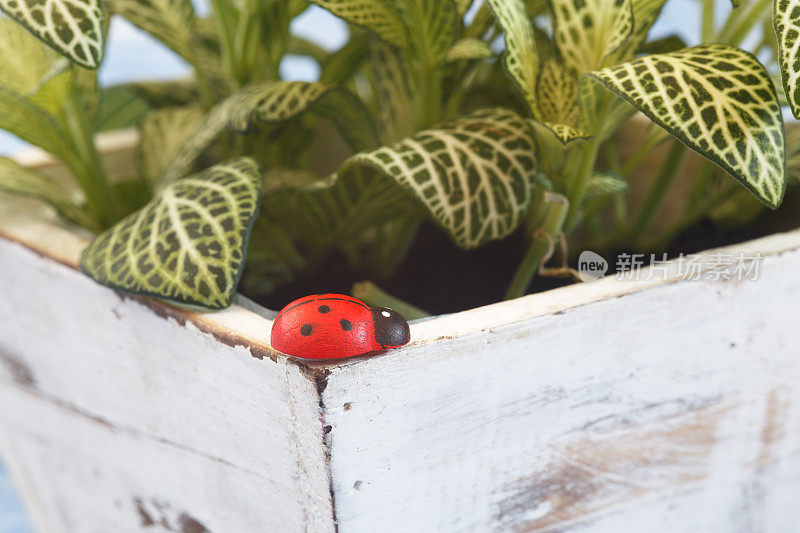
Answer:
[371,307,411,348]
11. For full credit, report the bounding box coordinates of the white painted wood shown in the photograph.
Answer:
[0,239,333,532]
[2,136,800,531]
[321,248,800,532]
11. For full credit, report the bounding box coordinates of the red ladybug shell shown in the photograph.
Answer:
[270,294,410,360]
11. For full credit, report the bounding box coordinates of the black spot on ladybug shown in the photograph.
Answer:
[318,305,331,313]
[300,324,313,336]
[340,319,353,331]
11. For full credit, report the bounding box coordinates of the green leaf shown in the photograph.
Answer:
[241,215,308,296]
[397,0,459,64]
[552,0,634,74]
[340,107,538,248]
[104,0,196,61]
[368,39,416,142]
[584,171,628,201]
[0,18,67,95]
[320,31,370,85]
[536,58,579,125]
[775,0,800,118]
[486,0,541,118]
[127,79,200,108]
[79,158,262,310]
[139,106,203,185]
[589,45,786,208]
[0,0,106,68]
[638,34,688,55]
[0,155,90,228]
[161,81,377,184]
[576,75,635,139]
[29,68,74,116]
[0,86,76,167]
[624,0,669,54]
[455,0,473,16]
[96,85,150,131]
[446,37,494,62]
[262,168,416,252]
[308,0,407,47]
[785,123,800,184]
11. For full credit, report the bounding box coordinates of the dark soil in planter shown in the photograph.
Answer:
[241,190,800,315]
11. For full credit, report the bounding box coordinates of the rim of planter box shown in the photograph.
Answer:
[3,130,800,371]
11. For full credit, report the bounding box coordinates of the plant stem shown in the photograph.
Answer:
[209,0,239,83]
[61,89,118,228]
[623,141,686,246]
[417,58,442,128]
[505,193,569,299]
[717,0,772,46]
[351,281,430,319]
[701,0,716,42]
[563,139,600,231]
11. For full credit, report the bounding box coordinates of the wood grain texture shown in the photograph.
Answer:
[320,248,800,532]
[0,239,333,532]
[3,137,800,531]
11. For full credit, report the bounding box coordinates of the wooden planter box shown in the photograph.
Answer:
[1,132,800,532]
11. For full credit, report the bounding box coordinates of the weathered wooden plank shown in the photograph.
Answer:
[0,238,333,532]
[4,138,800,531]
[321,247,800,532]
[0,382,320,532]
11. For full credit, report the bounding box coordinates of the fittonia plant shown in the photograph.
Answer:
[0,0,797,309]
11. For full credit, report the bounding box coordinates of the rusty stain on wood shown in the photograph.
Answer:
[751,387,789,470]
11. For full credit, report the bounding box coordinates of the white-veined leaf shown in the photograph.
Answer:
[536,58,579,125]
[79,158,262,310]
[486,0,541,118]
[397,0,459,63]
[529,120,590,144]
[340,107,539,248]
[552,0,634,74]
[446,37,493,62]
[139,105,203,185]
[308,0,407,47]
[0,155,90,228]
[0,0,106,68]
[161,81,378,184]
[774,0,800,118]
[589,45,786,208]
[105,0,195,61]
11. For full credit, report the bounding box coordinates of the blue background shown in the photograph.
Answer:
[0,1,737,529]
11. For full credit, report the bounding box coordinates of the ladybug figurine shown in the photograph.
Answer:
[270,294,411,360]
